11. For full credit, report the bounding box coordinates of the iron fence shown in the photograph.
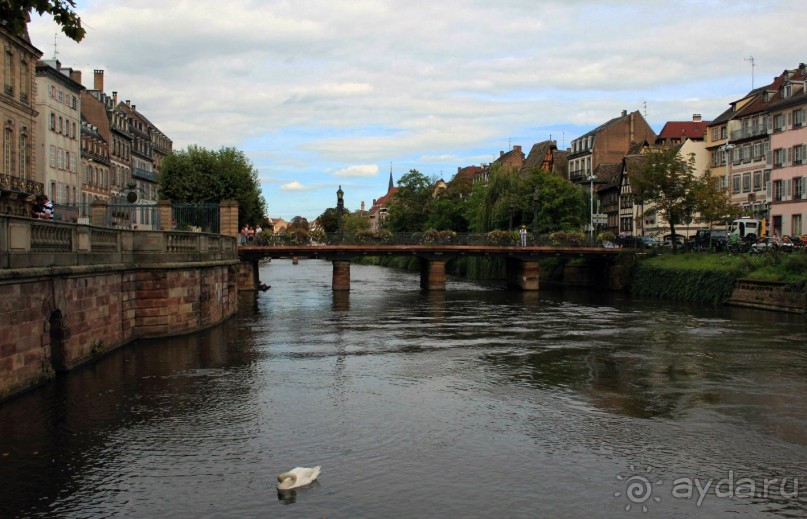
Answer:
[252,231,604,248]
[172,203,220,234]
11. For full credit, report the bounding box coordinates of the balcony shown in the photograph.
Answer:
[0,174,44,195]
[730,126,767,141]
[132,167,157,182]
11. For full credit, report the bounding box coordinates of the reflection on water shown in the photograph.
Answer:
[0,258,806,518]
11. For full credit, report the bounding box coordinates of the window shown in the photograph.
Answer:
[753,171,763,191]
[732,174,741,194]
[742,172,751,192]
[733,147,741,164]
[774,148,785,167]
[773,180,783,201]
[19,59,28,102]
[794,145,805,165]
[50,112,56,131]
[49,145,56,168]
[711,127,720,141]
[4,50,13,95]
[742,145,751,162]
[794,177,805,200]
[795,109,805,128]
[70,153,76,173]
[18,133,27,178]
[753,142,763,160]
[721,126,727,139]
[3,128,11,175]
[774,114,785,131]
[794,214,803,236]
[57,89,63,103]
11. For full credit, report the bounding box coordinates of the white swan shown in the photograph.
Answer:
[277,466,321,490]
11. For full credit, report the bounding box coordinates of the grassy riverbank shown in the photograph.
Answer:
[354,251,807,306]
[630,252,807,304]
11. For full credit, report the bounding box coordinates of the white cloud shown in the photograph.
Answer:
[280,181,309,191]
[26,0,807,219]
[333,165,379,178]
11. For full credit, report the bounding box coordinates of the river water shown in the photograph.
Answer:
[0,259,806,518]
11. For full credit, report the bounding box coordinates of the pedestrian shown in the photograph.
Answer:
[519,225,528,246]
[255,224,262,235]
[31,194,53,219]
[248,226,255,242]
[240,224,248,246]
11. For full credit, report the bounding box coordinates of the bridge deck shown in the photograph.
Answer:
[238,245,629,260]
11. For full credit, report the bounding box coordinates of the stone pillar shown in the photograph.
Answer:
[91,199,108,227]
[420,258,446,291]
[332,260,351,291]
[238,259,259,291]
[219,200,239,238]
[157,200,173,230]
[506,258,539,291]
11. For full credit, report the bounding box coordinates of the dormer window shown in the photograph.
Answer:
[784,84,793,98]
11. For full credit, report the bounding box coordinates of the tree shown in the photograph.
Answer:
[384,169,434,232]
[693,170,741,228]
[287,216,310,232]
[343,211,370,233]
[631,147,699,250]
[159,145,267,227]
[315,207,340,233]
[2,1,85,42]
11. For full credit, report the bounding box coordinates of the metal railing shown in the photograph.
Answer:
[249,231,608,248]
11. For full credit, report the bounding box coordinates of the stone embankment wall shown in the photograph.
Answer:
[0,213,241,403]
[727,279,807,314]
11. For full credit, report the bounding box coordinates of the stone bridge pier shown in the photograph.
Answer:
[506,258,540,291]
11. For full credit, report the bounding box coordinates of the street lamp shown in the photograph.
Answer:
[719,143,735,196]
[588,174,596,241]
[336,185,345,236]
[532,186,540,235]
[508,197,515,231]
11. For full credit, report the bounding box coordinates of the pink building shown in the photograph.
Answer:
[768,63,807,237]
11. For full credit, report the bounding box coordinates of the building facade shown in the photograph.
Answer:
[767,63,807,237]
[568,110,656,184]
[35,59,83,219]
[1,26,43,215]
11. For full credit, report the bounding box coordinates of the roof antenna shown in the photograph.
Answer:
[745,56,755,89]
[52,33,59,60]
[642,101,647,119]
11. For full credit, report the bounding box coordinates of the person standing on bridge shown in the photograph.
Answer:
[240,224,248,246]
[519,225,528,246]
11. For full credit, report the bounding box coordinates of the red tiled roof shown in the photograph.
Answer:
[369,187,398,215]
[657,121,710,141]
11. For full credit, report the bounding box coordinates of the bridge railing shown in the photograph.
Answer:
[0,215,238,270]
[251,231,606,248]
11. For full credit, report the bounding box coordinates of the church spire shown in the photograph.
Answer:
[388,163,394,193]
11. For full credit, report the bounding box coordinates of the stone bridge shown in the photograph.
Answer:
[238,242,626,291]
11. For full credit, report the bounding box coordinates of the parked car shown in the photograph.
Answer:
[782,235,804,250]
[661,236,686,248]
[751,237,793,253]
[620,236,657,249]
[686,229,729,252]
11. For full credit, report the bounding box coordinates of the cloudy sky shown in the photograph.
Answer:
[28,0,807,220]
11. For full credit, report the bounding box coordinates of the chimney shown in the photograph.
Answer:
[458,167,461,173]
[70,69,82,85]
[132,105,136,111]
[112,91,118,104]
[693,114,702,122]
[621,109,628,117]
[513,145,522,153]
[361,201,365,212]
[125,100,130,106]
[94,69,104,91]
[500,151,504,157]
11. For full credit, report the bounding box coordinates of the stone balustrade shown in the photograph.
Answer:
[0,215,237,270]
